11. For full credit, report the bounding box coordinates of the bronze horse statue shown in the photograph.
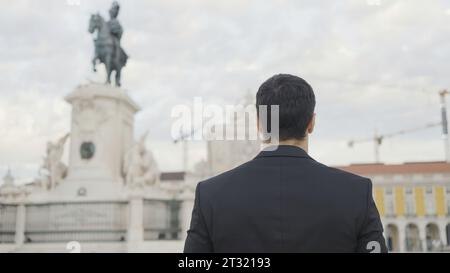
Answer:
[88,13,128,87]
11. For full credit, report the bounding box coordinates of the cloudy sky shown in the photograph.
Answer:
[1,0,450,183]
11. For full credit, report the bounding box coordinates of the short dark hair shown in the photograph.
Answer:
[256,74,316,141]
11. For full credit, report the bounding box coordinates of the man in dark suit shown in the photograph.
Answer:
[184,74,387,253]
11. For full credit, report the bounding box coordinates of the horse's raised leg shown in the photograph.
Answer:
[105,58,112,85]
[115,68,121,87]
[92,57,97,72]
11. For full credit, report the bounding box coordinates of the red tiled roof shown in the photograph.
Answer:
[335,161,450,175]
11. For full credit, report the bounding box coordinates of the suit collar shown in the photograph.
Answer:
[255,145,313,160]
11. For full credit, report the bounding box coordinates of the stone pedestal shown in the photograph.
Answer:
[179,189,195,241]
[14,204,25,245]
[59,83,140,199]
[127,194,144,252]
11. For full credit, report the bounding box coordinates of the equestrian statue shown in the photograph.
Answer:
[88,1,128,87]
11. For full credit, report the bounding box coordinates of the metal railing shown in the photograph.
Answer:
[24,202,127,243]
[1,199,185,244]
[143,199,181,240]
[0,204,17,243]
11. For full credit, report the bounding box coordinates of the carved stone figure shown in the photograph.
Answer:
[88,1,128,86]
[40,133,70,190]
[123,132,159,188]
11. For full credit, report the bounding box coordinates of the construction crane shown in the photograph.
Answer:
[348,90,450,163]
[173,127,196,172]
[348,123,441,163]
[440,90,449,162]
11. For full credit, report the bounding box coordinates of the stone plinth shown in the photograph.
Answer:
[61,83,140,198]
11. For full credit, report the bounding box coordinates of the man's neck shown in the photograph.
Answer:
[278,138,308,153]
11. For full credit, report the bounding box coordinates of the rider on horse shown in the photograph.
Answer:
[89,1,128,87]
[108,1,127,65]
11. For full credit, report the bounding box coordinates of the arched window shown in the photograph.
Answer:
[405,223,421,252]
[425,223,440,251]
[385,224,399,252]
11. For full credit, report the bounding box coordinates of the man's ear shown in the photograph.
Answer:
[307,113,316,134]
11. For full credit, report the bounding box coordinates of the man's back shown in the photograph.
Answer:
[184,145,387,253]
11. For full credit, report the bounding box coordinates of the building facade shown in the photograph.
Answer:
[339,162,450,252]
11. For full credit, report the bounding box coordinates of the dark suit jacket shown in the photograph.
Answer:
[184,145,387,253]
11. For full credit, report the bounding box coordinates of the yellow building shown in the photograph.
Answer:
[338,161,450,252]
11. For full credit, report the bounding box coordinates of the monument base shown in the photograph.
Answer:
[62,83,140,198]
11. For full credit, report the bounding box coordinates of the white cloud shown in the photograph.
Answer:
[1,0,450,182]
